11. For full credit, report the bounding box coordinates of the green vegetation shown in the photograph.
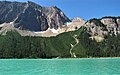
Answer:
[89,18,105,27]
[101,16,120,19]
[0,27,85,58]
[0,26,120,58]
[75,32,120,57]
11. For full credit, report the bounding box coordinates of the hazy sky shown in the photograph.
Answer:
[1,0,120,20]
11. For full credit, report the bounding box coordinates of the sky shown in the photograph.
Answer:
[1,0,120,20]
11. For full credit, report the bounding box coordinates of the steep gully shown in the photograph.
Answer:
[70,34,79,58]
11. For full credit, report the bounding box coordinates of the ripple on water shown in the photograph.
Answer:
[0,58,120,75]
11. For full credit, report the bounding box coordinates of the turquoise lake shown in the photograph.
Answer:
[0,58,120,75]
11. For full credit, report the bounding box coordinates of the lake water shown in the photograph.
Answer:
[0,58,120,75]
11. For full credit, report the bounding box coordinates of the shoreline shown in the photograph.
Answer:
[0,57,120,60]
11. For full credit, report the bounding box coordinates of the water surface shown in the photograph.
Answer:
[0,58,120,75]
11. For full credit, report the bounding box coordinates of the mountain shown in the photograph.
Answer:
[0,1,70,31]
[85,16,120,42]
[0,25,120,58]
[0,1,120,58]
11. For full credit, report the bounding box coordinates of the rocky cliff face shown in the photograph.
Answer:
[0,1,70,31]
[85,17,120,42]
[0,1,120,38]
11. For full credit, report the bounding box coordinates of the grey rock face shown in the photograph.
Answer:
[0,1,70,31]
[0,1,26,23]
[85,17,120,36]
[42,6,70,29]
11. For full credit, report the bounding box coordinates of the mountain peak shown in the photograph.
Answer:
[27,1,42,7]
[0,1,70,31]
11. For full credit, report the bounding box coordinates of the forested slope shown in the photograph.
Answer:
[0,26,120,58]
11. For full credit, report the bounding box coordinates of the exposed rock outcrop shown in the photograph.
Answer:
[0,1,120,39]
[0,1,70,31]
[85,17,120,42]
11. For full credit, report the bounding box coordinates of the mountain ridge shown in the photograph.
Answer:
[1,1,120,38]
[0,1,70,31]
[0,1,120,58]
